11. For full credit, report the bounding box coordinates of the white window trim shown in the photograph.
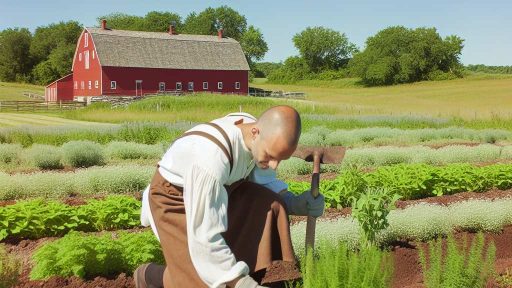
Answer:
[159,82,166,91]
[176,82,182,91]
[84,50,89,70]
[111,81,117,90]
[218,82,223,90]
[84,33,88,47]
[188,82,194,91]
[88,80,92,90]
[92,50,95,59]
[203,82,208,90]
[235,82,240,90]
[95,80,99,89]
[79,53,82,62]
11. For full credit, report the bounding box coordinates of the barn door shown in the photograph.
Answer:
[135,80,142,97]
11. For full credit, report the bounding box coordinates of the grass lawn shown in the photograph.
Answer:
[0,82,45,101]
[0,113,116,127]
[252,73,512,119]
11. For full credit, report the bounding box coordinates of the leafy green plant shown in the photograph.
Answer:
[0,244,21,288]
[297,240,392,288]
[0,196,141,241]
[419,233,495,288]
[30,231,164,280]
[350,188,400,246]
[62,140,105,168]
[26,144,63,169]
[105,141,164,160]
[0,143,21,165]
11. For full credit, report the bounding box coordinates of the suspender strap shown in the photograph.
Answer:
[178,123,234,174]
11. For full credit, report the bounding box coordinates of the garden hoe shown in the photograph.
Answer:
[292,146,347,252]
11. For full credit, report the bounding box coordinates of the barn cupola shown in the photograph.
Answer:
[101,19,107,30]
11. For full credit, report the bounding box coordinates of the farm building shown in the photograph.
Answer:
[45,20,250,102]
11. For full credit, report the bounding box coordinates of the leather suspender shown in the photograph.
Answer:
[176,122,234,175]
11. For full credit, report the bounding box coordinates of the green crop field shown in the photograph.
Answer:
[0,113,115,127]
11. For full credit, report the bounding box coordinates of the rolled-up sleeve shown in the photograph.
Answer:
[183,164,249,288]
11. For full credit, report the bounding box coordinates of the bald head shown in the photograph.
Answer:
[257,105,301,148]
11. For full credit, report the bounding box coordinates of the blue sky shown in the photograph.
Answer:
[1,0,510,65]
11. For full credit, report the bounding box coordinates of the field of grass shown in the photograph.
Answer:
[0,113,115,128]
[0,81,44,101]
[252,73,512,119]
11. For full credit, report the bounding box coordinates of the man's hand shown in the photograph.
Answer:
[231,275,268,288]
[282,190,325,217]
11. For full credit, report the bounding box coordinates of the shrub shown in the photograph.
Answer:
[105,141,164,160]
[419,233,495,288]
[350,188,400,246]
[0,244,21,288]
[30,231,163,280]
[0,144,21,165]
[62,140,105,168]
[26,144,63,169]
[299,240,392,288]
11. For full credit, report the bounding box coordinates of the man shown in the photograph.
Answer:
[137,106,325,288]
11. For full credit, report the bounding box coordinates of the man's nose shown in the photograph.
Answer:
[269,160,280,170]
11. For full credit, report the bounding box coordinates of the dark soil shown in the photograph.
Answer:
[261,260,302,285]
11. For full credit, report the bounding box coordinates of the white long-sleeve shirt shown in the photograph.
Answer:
[140,112,288,288]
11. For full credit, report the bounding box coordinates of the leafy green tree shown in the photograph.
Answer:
[29,21,81,84]
[252,62,283,78]
[240,25,268,63]
[0,28,33,82]
[183,6,247,40]
[267,56,311,83]
[292,26,358,72]
[98,12,182,32]
[349,26,464,86]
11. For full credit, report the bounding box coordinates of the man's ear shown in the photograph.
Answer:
[251,127,260,139]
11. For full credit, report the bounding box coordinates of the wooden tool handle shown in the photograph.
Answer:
[305,152,321,251]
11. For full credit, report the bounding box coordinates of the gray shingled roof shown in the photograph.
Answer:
[87,28,250,71]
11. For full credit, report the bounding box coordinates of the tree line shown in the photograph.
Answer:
[267,26,466,86]
[0,6,268,85]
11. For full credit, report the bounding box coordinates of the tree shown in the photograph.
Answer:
[30,21,81,84]
[349,26,464,86]
[292,26,358,72]
[0,28,33,82]
[98,12,182,32]
[182,6,246,40]
[240,25,268,64]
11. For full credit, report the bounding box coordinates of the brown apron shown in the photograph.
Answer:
[148,123,297,287]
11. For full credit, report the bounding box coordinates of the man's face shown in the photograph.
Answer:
[251,132,296,170]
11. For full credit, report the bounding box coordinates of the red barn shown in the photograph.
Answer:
[45,20,250,102]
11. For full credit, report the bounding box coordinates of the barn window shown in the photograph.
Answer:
[218,82,223,90]
[84,51,90,69]
[85,34,88,47]
[176,82,182,90]
[95,80,99,89]
[88,81,92,89]
[188,82,194,91]
[235,82,240,90]
[74,81,78,89]
[111,81,117,89]
[81,81,84,89]
[79,53,82,62]
[92,51,95,59]
[159,82,166,91]
[203,82,208,90]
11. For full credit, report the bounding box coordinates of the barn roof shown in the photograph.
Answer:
[86,28,250,71]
